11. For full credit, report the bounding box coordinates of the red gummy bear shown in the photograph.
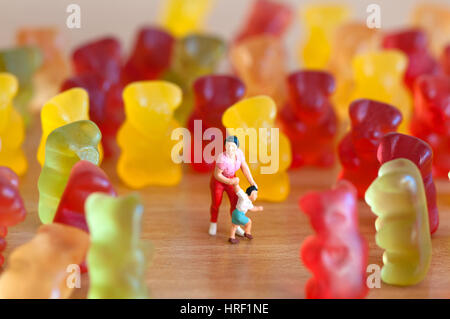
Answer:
[338,99,402,198]
[278,71,337,169]
[187,75,246,173]
[382,29,440,90]
[63,37,125,158]
[0,167,26,267]
[377,132,438,234]
[441,45,450,76]
[410,74,450,177]
[123,27,175,83]
[72,37,122,83]
[299,180,368,299]
[235,0,293,43]
[53,160,116,272]
[61,74,124,158]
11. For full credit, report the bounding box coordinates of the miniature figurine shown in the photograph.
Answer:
[209,135,258,237]
[229,185,263,245]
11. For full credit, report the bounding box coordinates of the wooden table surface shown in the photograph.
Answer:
[3,118,450,299]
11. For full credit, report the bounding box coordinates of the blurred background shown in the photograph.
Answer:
[1,0,449,69]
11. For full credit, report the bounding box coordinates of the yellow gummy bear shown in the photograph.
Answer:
[365,158,432,286]
[0,73,27,175]
[86,192,148,299]
[117,81,183,188]
[160,0,214,37]
[37,87,102,166]
[327,22,381,123]
[300,4,350,69]
[350,50,412,133]
[222,95,292,202]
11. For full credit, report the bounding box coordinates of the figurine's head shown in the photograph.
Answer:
[246,185,258,202]
[224,135,239,156]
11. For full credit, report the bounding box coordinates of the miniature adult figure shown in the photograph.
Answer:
[209,135,257,236]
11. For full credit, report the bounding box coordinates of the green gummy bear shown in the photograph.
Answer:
[37,120,101,224]
[164,34,226,125]
[365,158,432,286]
[86,192,148,299]
[0,46,43,125]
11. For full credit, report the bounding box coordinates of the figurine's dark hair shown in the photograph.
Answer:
[224,135,239,148]
[246,185,258,196]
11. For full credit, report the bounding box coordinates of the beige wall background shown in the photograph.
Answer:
[0,0,449,68]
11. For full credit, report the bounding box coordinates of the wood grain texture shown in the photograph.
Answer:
[2,118,450,299]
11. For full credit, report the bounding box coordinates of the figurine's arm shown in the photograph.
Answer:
[249,206,263,212]
[214,166,239,185]
[241,159,257,188]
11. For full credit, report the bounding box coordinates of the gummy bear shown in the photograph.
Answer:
[300,4,350,69]
[160,0,214,37]
[0,223,89,298]
[378,132,438,234]
[117,81,183,188]
[37,87,103,165]
[230,35,287,108]
[16,27,69,108]
[53,160,116,273]
[382,29,440,91]
[327,22,381,121]
[0,167,26,267]
[442,44,450,76]
[72,37,122,83]
[411,3,450,57]
[64,37,124,158]
[61,74,124,159]
[86,192,148,299]
[123,27,175,83]
[0,73,27,175]
[234,0,293,43]
[187,74,246,173]
[299,180,368,299]
[222,95,292,202]
[338,99,402,198]
[410,74,450,177]
[0,46,42,124]
[350,50,412,133]
[38,120,101,224]
[365,158,432,286]
[54,160,116,231]
[278,70,338,169]
[165,34,226,125]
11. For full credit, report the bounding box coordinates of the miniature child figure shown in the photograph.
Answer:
[209,135,258,237]
[229,185,263,244]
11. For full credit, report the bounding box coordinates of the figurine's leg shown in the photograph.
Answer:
[223,182,244,236]
[210,178,224,223]
[243,220,253,240]
[230,224,238,239]
[244,219,252,234]
[209,178,224,236]
[224,183,238,216]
